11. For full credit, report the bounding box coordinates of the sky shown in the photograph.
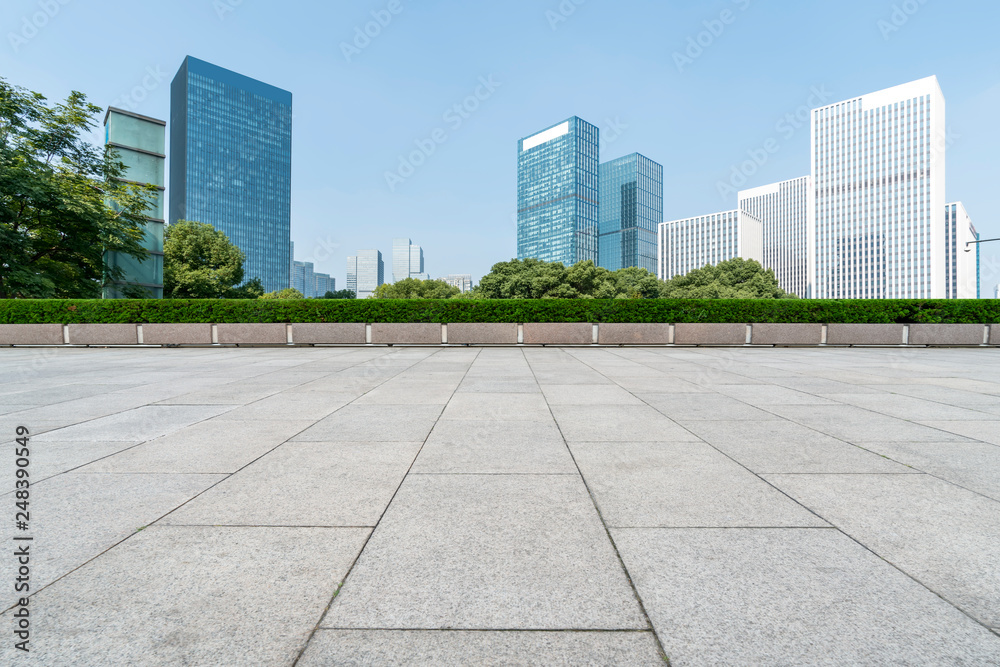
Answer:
[3,0,1000,292]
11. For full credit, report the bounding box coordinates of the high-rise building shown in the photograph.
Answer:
[102,108,166,299]
[346,256,358,295]
[355,249,384,299]
[658,210,763,280]
[292,260,315,297]
[443,274,474,293]
[995,284,1000,300]
[946,202,980,299]
[598,153,663,274]
[314,273,335,297]
[393,238,429,281]
[738,176,814,298]
[518,117,599,266]
[169,56,293,293]
[811,76,946,299]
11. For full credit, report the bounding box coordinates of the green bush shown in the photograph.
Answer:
[0,299,997,324]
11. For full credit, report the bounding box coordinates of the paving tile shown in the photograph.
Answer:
[918,420,1000,446]
[572,441,827,528]
[0,527,369,666]
[679,420,914,474]
[614,527,1000,666]
[293,405,442,442]
[765,474,1000,627]
[711,383,836,406]
[34,405,231,442]
[8,440,145,481]
[162,442,422,527]
[541,384,644,406]
[765,404,975,443]
[456,378,542,393]
[323,475,646,630]
[213,392,356,421]
[0,473,224,592]
[413,420,575,474]
[827,393,999,421]
[638,393,780,421]
[550,405,699,442]
[858,441,1000,501]
[441,393,552,421]
[81,420,313,473]
[157,383,289,405]
[352,384,457,405]
[299,630,663,666]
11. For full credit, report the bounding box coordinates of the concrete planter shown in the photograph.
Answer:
[909,324,985,347]
[371,323,442,345]
[293,323,367,345]
[216,323,288,345]
[674,323,747,346]
[0,324,64,346]
[991,324,1000,346]
[447,323,518,345]
[67,324,137,346]
[142,323,213,346]
[826,324,905,346]
[752,323,823,346]
[522,323,593,346]
[599,323,671,346]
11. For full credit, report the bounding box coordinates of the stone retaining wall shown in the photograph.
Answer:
[1,322,998,348]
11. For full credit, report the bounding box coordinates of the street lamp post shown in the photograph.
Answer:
[965,238,1000,252]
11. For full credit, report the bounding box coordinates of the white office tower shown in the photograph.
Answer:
[946,202,980,299]
[738,176,814,298]
[812,76,947,299]
[355,249,385,299]
[444,274,473,292]
[658,210,763,280]
[346,257,358,295]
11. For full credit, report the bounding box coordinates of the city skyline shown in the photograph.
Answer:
[4,1,998,291]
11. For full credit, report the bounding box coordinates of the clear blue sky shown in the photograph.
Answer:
[3,0,999,290]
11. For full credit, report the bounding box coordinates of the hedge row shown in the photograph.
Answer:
[1,299,998,324]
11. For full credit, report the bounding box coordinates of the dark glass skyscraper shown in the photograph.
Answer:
[598,153,663,273]
[517,117,599,266]
[170,56,292,292]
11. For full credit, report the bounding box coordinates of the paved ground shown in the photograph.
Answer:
[2,345,1000,666]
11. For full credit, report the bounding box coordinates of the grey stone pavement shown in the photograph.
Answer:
[1,345,1000,665]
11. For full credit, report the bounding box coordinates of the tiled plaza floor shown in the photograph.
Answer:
[2,346,1000,665]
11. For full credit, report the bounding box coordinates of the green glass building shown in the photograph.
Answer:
[103,108,166,298]
[598,153,663,273]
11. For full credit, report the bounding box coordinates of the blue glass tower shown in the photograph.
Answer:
[170,56,292,292]
[599,153,663,273]
[517,117,599,266]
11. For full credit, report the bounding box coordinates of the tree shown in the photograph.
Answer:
[322,289,356,300]
[372,278,460,299]
[660,258,796,299]
[260,288,304,300]
[0,78,160,298]
[227,277,265,300]
[475,259,661,299]
[162,220,247,299]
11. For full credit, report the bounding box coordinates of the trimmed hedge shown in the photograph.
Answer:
[1,299,998,324]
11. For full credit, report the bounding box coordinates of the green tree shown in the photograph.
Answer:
[162,220,248,299]
[226,277,265,300]
[372,278,461,299]
[322,289,356,300]
[260,288,304,300]
[475,259,660,299]
[594,266,662,299]
[0,79,160,298]
[660,258,796,299]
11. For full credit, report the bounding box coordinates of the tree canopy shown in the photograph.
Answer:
[372,278,460,299]
[0,78,159,298]
[162,220,249,299]
[659,258,797,299]
[322,289,356,300]
[260,288,304,300]
[474,259,660,299]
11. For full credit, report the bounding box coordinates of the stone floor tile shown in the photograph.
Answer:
[441,392,552,421]
[293,405,442,442]
[614,527,1000,666]
[413,420,575,474]
[550,405,699,442]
